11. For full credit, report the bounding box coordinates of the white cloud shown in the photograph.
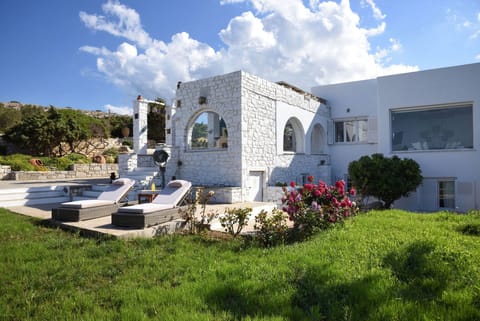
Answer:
[104,104,132,115]
[80,0,417,101]
[361,0,386,20]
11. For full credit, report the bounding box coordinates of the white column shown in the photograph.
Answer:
[133,99,149,154]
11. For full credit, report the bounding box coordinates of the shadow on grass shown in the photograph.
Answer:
[383,240,451,301]
[458,223,480,236]
[204,265,389,321]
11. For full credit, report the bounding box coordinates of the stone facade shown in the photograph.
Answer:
[158,70,331,202]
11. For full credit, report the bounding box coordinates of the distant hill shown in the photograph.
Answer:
[0,101,120,118]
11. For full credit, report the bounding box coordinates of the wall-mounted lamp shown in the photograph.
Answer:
[199,96,207,105]
[346,108,350,113]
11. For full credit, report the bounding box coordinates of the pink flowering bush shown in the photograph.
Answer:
[282,176,358,239]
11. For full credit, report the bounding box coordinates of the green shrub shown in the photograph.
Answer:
[348,153,423,209]
[219,207,252,237]
[254,209,289,247]
[0,154,36,171]
[102,147,119,163]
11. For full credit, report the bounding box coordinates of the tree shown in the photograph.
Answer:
[0,103,22,134]
[147,98,166,143]
[5,106,106,156]
[348,153,423,209]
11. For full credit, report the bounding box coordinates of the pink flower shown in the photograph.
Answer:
[349,187,356,197]
[307,175,314,183]
[303,183,314,191]
[290,181,296,188]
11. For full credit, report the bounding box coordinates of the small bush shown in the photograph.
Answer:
[282,177,358,241]
[102,147,119,163]
[219,207,252,237]
[42,153,90,170]
[254,209,289,247]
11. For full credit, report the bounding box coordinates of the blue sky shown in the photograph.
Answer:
[1,0,479,115]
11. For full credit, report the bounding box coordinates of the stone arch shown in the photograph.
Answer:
[187,110,228,149]
[283,117,305,153]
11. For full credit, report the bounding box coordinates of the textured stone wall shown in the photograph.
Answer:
[167,70,332,201]
[172,71,243,187]
[0,165,11,180]
[5,164,118,181]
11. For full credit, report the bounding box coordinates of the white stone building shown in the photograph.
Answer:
[123,63,480,211]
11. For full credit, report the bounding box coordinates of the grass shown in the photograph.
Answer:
[1,208,480,321]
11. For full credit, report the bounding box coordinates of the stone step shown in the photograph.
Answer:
[1,195,69,208]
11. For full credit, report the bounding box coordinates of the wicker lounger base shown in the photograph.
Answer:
[52,204,119,222]
[111,207,183,228]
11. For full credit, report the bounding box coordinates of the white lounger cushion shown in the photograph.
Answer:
[58,178,135,208]
[151,180,192,205]
[117,203,172,214]
[59,199,115,209]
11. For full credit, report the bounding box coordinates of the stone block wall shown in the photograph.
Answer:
[172,71,243,187]
[5,164,118,181]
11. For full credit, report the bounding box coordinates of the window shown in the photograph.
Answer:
[283,122,296,152]
[189,111,228,150]
[391,104,473,151]
[283,118,305,153]
[438,181,455,209]
[335,119,368,143]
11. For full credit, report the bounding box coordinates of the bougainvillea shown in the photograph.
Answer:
[281,176,358,239]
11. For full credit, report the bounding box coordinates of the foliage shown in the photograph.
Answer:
[102,147,119,163]
[282,176,358,240]
[41,153,91,170]
[5,106,107,156]
[107,114,132,138]
[179,188,217,234]
[147,98,166,143]
[219,207,252,237]
[2,208,480,320]
[0,154,36,171]
[348,153,423,209]
[254,209,289,247]
[191,122,208,148]
[0,103,22,134]
[0,153,90,171]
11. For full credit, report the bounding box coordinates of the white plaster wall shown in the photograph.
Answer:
[312,63,480,211]
[376,63,480,211]
[311,78,378,184]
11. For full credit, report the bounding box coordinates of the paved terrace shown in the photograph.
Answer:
[0,178,277,239]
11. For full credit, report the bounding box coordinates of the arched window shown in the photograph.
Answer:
[189,111,228,150]
[283,118,304,153]
[311,123,325,154]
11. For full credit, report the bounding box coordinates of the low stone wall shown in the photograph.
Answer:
[193,186,243,204]
[4,164,118,181]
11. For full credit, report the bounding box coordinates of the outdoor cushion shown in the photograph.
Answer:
[116,203,172,214]
[58,199,114,209]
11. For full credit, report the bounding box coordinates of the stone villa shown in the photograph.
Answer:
[120,63,480,212]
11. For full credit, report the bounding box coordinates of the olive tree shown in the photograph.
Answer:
[348,153,423,209]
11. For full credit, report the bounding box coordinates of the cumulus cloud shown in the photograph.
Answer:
[80,0,417,100]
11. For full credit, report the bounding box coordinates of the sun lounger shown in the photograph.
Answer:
[51,178,135,222]
[111,179,192,228]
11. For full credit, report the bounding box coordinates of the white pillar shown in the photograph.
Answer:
[133,99,149,154]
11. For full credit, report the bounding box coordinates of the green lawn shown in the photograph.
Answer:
[1,208,479,321]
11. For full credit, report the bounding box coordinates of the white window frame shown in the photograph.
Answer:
[333,118,368,143]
